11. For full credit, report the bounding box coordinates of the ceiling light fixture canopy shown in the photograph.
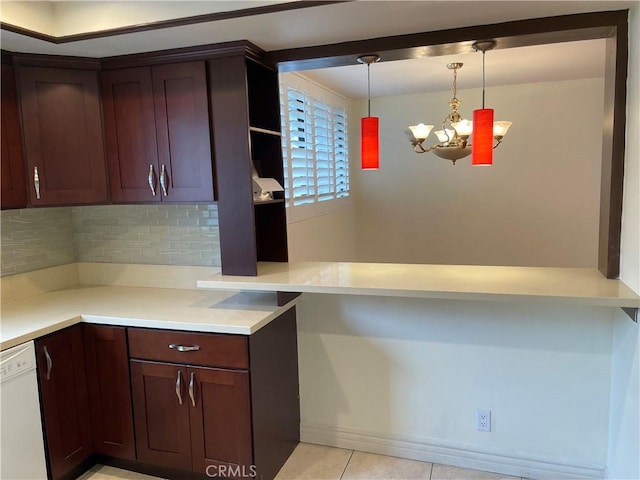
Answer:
[405,40,512,165]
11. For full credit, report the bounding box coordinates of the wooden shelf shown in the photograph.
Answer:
[253,198,285,206]
[249,126,282,136]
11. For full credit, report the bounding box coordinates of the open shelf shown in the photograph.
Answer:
[253,198,285,206]
[249,126,282,136]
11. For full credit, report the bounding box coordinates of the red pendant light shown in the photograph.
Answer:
[472,40,497,166]
[358,55,381,170]
[361,116,379,169]
[472,108,494,165]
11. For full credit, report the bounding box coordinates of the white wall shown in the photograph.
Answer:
[289,51,639,479]
[282,71,360,262]
[607,5,640,479]
[296,293,613,478]
[287,205,358,262]
[351,78,603,268]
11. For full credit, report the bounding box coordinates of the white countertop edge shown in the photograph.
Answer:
[81,305,291,336]
[197,280,640,308]
[1,316,84,351]
[0,298,299,351]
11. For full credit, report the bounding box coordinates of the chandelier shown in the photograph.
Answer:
[405,41,512,165]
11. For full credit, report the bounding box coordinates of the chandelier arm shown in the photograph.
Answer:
[493,138,503,149]
[423,144,442,153]
[413,143,427,154]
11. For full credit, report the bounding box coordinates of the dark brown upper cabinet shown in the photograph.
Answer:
[101,61,213,203]
[1,64,27,209]
[17,66,108,206]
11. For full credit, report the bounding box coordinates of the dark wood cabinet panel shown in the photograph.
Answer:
[208,55,258,276]
[130,360,192,471]
[209,55,288,275]
[83,325,135,460]
[128,328,248,369]
[101,67,159,203]
[249,307,300,480]
[102,62,213,204]
[188,367,252,474]
[1,64,27,209]
[35,325,93,480]
[152,62,213,202]
[17,66,108,206]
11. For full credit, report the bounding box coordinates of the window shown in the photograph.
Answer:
[280,73,350,221]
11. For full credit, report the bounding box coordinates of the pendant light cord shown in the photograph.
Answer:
[481,50,486,109]
[367,63,371,117]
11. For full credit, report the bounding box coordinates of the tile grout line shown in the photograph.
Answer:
[338,450,355,480]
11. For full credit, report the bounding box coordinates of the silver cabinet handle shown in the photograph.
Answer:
[188,372,196,407]
[159,165,168,196]
[33,167,41,200]
[168,344,200,352]
[175,370,183,405]
[43,346,52,380]
[148,165,156,196]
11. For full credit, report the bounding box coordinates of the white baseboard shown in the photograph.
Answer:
[301,423,605,480]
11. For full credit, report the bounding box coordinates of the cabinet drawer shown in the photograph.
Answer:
[127,328,248,369]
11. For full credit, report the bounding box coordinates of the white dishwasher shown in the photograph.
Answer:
[1,340,49,480]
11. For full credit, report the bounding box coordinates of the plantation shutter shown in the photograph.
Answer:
[279,77,350,210]
[333,105,349,198]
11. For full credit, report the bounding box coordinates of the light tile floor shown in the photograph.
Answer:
[78,443,525,480]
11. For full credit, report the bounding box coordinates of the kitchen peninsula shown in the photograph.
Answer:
[197,261,640,311]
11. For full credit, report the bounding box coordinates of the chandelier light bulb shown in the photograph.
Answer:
[434,129,455,143]
[493,121,512,138]
[409,123,434,141]
[451,119,473,137]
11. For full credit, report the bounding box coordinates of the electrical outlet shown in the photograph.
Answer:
[475,409,491,432]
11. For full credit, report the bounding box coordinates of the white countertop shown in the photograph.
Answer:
[0,284,294,350]
[197,262,640,308]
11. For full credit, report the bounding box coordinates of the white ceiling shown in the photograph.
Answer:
[301,38,607,98]
[0,1,634,97]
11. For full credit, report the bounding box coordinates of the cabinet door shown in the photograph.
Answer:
[1,64,27,209]
[152,61,214,202]
[17,67,108,205]
[130,360,192,471]
[84,325,135,459]
[188,366,252,474]
[101,67,160,203]
[35,325,93,480]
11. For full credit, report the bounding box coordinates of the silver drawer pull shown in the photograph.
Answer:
[168,344,200,352]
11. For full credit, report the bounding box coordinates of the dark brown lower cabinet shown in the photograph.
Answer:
[34,307,298,480]
[128,306,300,480]
[130,361,192,470]
[83,325,135,460]
[131,361,253,473]
[189,366,253,472]
[35,325,93,480]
